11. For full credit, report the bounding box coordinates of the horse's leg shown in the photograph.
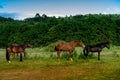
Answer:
[12,53,15,58]
[17,53,19,57]
[98,52,100,60]
[57,51,60,61]
[69,50,73,61]
[24,50,27,57]
[20,53,23,61]
[6,52,11,63]
[83,48,86,57]
[14,53,18,58]
[83,48,88,58]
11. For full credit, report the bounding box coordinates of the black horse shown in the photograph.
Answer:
[83,42,110,60]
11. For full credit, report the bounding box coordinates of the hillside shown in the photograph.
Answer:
[0,14,120,47]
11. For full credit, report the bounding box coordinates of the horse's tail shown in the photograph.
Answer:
[54,46,58,51]
[6,48,10,63]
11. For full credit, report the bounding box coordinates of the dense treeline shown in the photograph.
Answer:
[0,14,120,47]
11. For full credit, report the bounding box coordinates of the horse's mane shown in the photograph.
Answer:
[86,42,109,47]
[96,42,109,46]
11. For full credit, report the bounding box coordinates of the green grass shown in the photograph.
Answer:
[0,45,120,80]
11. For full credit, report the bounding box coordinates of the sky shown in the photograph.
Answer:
[0,0,120,19]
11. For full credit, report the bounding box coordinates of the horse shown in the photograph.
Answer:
[12,44,32,57]
[6,44,32,63]
[55,41,85,61]
[11,43,19,57]
[83,42,110,60]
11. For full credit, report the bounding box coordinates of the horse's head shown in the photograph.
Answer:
[105,42,110,49]
[26,44,33,48]
[75,40,85,48]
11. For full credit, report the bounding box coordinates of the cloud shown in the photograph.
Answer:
[15,13,35,20]
[103,7,120,14]
[0,12,19,19]
[0,12,35,20]
[110,7,120,13]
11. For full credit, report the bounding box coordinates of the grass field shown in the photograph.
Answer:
[0,45,120,80]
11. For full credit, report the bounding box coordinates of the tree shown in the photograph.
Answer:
[35,13,40,18]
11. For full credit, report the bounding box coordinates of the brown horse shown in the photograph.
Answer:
[55,41,85,61]
[6,44,32,63]
[12,43,32,57]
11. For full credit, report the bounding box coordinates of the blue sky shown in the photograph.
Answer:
[0,0,120,19]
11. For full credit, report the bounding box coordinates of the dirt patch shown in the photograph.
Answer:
[0,66,88,80]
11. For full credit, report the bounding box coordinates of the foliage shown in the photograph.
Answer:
[0,14,120,47]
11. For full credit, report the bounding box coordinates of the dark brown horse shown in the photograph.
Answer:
[83,42,110,60]
[55,41,85,61]
[6,44,32,63]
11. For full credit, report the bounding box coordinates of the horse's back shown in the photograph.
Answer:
[55,42,73,51]
[55,42,64,51]
[12,46,23,53]
[85,44,102,52]
[7,44,24,53]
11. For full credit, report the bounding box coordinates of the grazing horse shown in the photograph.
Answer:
[55,41,85,61]
[13,44,32,57]
[83,42,110,60]
[6,44,32,63]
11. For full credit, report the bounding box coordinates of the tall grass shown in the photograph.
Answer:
[0,45,120,80]
[1,44,120,63]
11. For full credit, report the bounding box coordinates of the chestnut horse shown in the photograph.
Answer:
[83,42,110,60]
[55,41,85,61]
[6,44,32,63]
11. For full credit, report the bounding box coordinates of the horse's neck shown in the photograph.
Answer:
[100,45,106,49]
[21,45,27,49]
[70,42,78,47]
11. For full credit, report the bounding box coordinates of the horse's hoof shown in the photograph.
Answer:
[70,58,73,61]
[68,58,73,61]
[8,61,11,63]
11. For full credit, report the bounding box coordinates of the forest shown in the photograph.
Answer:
[0,13,120,47]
